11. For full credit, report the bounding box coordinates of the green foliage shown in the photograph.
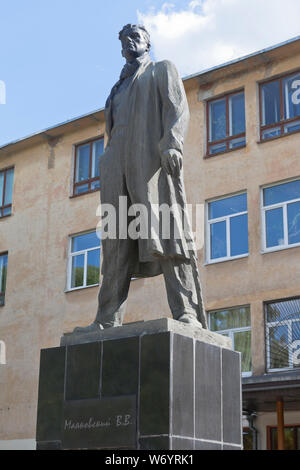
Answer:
[87,265,100,286]
[72,265,100,288]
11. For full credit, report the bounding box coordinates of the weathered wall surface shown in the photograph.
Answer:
[0,47,300,442]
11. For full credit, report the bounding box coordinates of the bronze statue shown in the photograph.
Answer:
[75,24,207,333]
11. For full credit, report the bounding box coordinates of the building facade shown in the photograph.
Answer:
[0,37,300,450]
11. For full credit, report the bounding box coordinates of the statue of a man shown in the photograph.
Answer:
[75,24,207,333]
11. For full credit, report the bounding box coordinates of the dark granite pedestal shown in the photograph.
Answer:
[36,318,242,450]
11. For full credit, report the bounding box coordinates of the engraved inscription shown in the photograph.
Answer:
[62,396,136,449]
[64,413,132,431]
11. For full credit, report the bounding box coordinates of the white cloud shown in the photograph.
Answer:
[137,0,300,76]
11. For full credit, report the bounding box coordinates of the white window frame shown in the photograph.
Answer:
[206,191,248,264]
[265,298,300,373]
[261,178,300,253]
[67,230,100,291]
[266,317,300,373]
[208,307,252,377]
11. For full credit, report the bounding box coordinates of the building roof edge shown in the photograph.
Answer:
[1,35,300,152]
[182,35,300,82]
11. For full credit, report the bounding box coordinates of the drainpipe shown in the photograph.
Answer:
[276,397,285,450]
[245,411,258,450]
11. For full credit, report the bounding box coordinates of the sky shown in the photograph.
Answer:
[0,0,299,147]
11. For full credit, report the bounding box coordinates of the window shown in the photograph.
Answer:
[0,340,6,365]
[0,253,8,306]
[265,297,300,372]
[262,179,300,252]
[73,137,104,196]
[208,305,252,376]
[207,91,246,155]
[68,231,101,290]
[207,192,248,262]
[0,167,14,218]
[260,71,300,140]
[268,425,300,450]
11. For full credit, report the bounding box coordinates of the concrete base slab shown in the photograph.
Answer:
[60,317,232,350]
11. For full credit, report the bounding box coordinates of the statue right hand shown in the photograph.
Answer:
[161,149,182,178]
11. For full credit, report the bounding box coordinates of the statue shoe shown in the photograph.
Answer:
[177,313,203,329]
[73,322,104,334]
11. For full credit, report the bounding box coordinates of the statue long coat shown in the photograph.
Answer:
[101,57,195,279]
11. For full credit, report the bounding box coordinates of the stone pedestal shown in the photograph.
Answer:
[36,318,242,450]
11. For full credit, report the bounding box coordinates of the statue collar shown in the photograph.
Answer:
[119,53,150,81]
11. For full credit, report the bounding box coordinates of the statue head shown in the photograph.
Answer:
[119,24,151,62]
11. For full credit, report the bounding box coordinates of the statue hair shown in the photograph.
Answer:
[119,24,151,50]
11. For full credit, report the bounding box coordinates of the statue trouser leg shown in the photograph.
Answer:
[94,236,138,328]
[95,135,138,328]
[160,256,206,327]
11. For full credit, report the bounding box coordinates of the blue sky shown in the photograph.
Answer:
[0,0,299,147]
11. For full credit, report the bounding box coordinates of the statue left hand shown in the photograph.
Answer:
[161,149,182,177]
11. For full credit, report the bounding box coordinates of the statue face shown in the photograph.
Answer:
[121,28,149,61]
